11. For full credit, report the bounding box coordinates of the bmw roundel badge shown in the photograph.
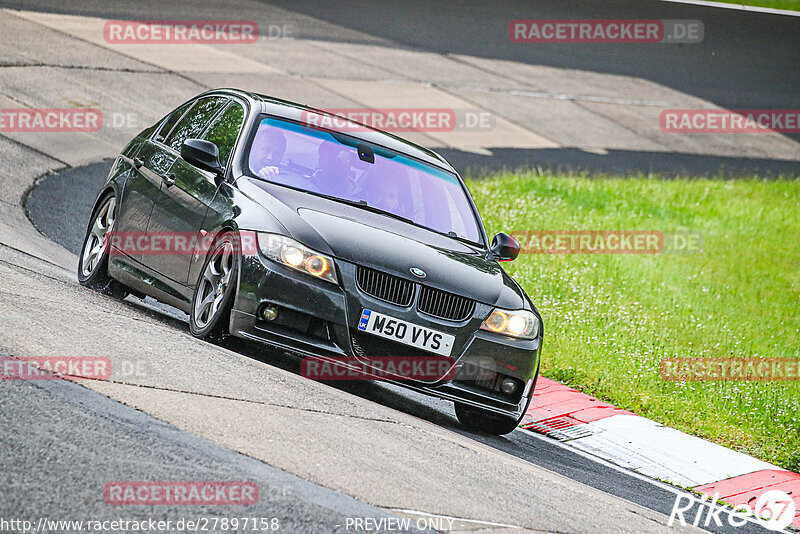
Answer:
[410,267,426,278]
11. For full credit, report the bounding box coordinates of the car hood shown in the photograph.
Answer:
[237,177,526,309]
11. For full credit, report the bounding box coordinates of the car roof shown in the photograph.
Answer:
[200,88,458,174]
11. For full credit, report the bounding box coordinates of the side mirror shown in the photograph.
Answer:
[490,232,520,262]
[181,139,224,177]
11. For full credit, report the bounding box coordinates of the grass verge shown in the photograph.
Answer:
[467,171,799,471]
[700,0,800,11]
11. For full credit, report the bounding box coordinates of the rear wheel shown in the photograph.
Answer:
[77,193,129,299]
[189,234,238,340]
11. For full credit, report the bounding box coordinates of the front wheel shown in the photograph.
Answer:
[454,403,524,435]
[456,363,540,435]
[77,193,129,299]
[189,233,238,340]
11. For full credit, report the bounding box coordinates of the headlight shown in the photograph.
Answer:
[480,308,539,339]
[257,233,338,284]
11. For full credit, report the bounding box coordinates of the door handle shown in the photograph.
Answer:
[132,157,144,169]
[163,173,176,187]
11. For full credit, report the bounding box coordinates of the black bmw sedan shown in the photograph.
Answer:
[78,89,542,435]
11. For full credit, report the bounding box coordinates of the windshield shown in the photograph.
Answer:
[247,116,482,244]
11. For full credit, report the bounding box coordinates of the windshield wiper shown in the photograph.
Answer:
[353,202,416,226]
[311,193,415,225]
[422,227,483,248]
[308,192,483,247]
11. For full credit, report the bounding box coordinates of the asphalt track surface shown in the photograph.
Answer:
[23,160,775,534]
[2,0,800,175]
[4,0,798,112]
[3,0,799,532]
[268,0,800,175]
[1,368,430,533]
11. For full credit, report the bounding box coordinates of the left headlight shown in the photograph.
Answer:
[480,308,539,339]
[257,233,338,284]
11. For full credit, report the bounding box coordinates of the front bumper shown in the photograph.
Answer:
[230,252,542,419]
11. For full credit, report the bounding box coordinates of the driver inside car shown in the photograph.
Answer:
[363,174,410,220]
[250,125,287,179]
[311,142,357,196]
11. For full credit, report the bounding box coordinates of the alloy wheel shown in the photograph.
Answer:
[193,240,235,329]
[80,196,116,277]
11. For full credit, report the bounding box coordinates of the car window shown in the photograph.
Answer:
[164,96,228,152]
[201,102,245,166]
[247,116,482,244]
[153,100,193,144]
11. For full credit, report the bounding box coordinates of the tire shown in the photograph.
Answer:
[189,233,238,340]
[77,192,129,299]
[455,367,539,436]
[454,403,524,435]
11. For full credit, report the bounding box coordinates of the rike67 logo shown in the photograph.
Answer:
[669,490,796,531]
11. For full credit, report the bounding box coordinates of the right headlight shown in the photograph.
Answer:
[480,308,539,340]
[257,233,338,284]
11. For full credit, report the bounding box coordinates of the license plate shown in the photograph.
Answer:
[357,309,454,357]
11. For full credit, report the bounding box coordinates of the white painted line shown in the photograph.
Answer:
[518,427,692,493]
[505,89,671,107]
[390,509,520,529]
[453,84,673,107]
[657,0,800,17]
[565,415,778,488]
[515,427,774,530]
